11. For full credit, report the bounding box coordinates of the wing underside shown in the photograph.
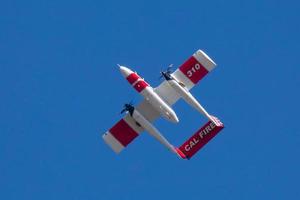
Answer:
[155,50,217,106]
[103,101,160,153]
[103,114,144,153]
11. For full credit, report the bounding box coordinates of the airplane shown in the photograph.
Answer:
[102,50,224,159]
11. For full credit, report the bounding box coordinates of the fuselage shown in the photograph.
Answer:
[119,66,179,123]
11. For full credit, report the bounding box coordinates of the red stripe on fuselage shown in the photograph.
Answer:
[109,119,139,147]
[179,56,208,84]
[126,73,140,85]
[133,80,149,93]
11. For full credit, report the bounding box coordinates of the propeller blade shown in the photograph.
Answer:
[167,64,173,73]
[159,64,174,80]
[121,101,134,114]
[129,100,134,106]
[159,72,164,80]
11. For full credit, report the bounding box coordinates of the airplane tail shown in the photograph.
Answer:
[175,147,187,159]
[177,116,224,159]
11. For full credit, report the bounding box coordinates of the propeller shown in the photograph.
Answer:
[166,64,174,73]
[159,64,174,81]
[120,101,135,116]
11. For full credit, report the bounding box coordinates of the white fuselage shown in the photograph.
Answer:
[120,66,179,123]
[140,86,179,123]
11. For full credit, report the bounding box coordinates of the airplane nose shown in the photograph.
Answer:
[119,65,133,78]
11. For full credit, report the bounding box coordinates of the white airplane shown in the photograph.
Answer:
[102,50,224,159]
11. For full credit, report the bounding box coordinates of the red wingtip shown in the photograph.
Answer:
[175,147,188,159]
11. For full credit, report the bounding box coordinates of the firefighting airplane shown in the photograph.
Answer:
[102,50,224,159]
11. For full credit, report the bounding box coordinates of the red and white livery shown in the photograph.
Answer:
[102,50,224,159]
[119,66,179,123]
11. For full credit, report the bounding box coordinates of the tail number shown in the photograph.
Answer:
[186,64,201,77]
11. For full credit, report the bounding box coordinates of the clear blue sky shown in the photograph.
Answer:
[1,0,299,199]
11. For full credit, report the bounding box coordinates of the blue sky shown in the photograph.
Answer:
[1,0,299,199]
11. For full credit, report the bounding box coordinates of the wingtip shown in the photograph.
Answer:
[197,49,217,67]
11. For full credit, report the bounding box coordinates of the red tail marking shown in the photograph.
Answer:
[109,119,139,147]
[179,117,224,159]
[179,56,208,84]
[175,148,187,159]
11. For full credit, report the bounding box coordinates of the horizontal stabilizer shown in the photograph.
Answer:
[178,116,224,159]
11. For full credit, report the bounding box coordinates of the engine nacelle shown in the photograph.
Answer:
[167,77,215,123]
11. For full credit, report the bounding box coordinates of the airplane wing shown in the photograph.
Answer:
[102,101,160,153]
[154,50,217,106]
[103,114,144,153]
